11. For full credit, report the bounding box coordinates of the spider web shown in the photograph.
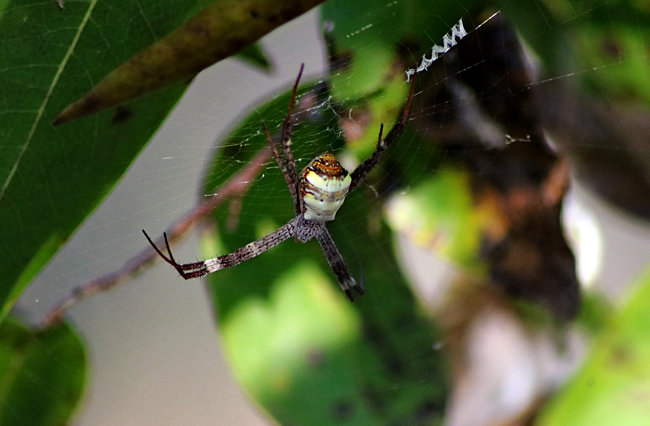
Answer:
[17,1,650,424]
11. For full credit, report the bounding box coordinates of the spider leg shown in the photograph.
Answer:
[263,122,288,180]
[280,63,304,214]
[201,218,298,272]
[264,122,299,213]
[144,219,299,279]
[315,226,365,301]
[281,63,304,177]
[142,230,208,279]
[349,74,417,192]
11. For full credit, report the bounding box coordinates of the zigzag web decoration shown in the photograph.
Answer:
[405,11,501,82]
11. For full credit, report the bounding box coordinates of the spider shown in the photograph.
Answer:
[143,64,415,301]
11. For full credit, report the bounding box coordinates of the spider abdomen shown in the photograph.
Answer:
[300,153,351,222]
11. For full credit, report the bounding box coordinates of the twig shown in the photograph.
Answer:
[42,146,272,327]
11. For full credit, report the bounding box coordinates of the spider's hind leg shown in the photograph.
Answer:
[315,227,365,301]
[343,276,366,302]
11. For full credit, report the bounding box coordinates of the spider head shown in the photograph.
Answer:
[299,153,351,222]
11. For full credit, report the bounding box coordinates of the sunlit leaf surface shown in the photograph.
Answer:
[540,268,650,425]
[385,168,486,274]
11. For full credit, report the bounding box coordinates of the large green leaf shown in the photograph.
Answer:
[0,0,207,318]
[0,317,86,425]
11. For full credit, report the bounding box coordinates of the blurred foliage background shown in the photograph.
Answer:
[1,0,649,424]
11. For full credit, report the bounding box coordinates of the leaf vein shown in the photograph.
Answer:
[0,0,99,200]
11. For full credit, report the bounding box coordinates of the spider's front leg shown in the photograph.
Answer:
[143,218,298,280]
[142,230,209,279]
[280,63,304,187]
[349,74,416,192]
[264,63,305,216]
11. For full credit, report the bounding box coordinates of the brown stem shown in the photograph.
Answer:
[42,146,271,327]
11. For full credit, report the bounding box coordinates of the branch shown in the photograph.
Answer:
[42,146,271,327]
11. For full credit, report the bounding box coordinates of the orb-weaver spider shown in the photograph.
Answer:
[143,64,415,301]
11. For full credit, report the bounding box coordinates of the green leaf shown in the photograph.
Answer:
[385,167,487,274]
[0,318,86,425]
[202,79,448,425]
[539,267,650,425]
[54,0,326,124]
[237,43,273,72]
[0,0,205,319]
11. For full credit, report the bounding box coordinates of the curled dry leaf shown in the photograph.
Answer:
[53,0,326,125]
